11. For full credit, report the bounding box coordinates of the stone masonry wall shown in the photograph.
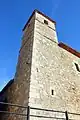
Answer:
[29,11,80,120]
[1,13,35,120]
[1,10,80,120]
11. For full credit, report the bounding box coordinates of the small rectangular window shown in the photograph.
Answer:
[44,20,48,25]
[51,90,54,95]
[74,63,80,72]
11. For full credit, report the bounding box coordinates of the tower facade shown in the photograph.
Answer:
[14,9,58,108]
[1,10,80,119]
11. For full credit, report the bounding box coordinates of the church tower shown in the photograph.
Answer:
[15,10,80,119]
[14,9,58,108]
[1,10,80,120]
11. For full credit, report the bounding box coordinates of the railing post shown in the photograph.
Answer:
[65,111,69,120]
[27,106,30,120]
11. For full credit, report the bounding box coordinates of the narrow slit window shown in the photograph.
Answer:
[44,20,48,25]
[51,90,54,95]
[74,63,80,72]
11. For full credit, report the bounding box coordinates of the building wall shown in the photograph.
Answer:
[8,15,35,105]
[29,11,80,120]
[1,10,80,120]
[0,12,36,120]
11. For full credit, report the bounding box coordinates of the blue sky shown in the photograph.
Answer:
[0,0,80,90]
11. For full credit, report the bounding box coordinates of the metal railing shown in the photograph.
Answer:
[29,106,69,120]
[0,102,80,120]
[0,102,28,120]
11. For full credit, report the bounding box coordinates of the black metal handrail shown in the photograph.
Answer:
[0,102,80,120]
[0,102,27,108]
[0,102,28,119]
[30,106,65,113]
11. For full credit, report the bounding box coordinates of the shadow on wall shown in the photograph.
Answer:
[0,98,8,119]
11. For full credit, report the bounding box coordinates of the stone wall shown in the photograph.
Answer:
[1,10,80,120]
[0,12,35,120]
[29,11,80,120]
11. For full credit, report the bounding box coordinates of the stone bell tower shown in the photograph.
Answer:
[14,10,80,119]
[14,9,58,107]
[1,9,80,120]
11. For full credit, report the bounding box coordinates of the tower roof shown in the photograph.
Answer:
[23,9,56,31]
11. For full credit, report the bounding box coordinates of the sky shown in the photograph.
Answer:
[0,0,80,90]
